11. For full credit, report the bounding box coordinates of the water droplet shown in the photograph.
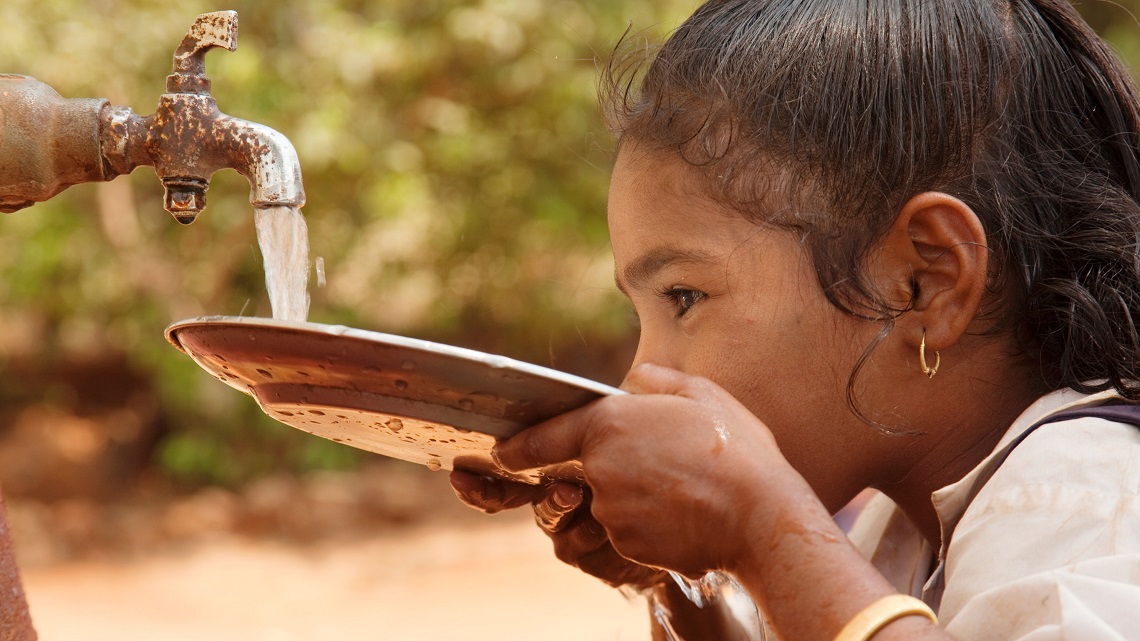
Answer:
[256,368,273,379]
[310,410,325,416]
[278,411,294,417]
[394,379,408,391]
[426,457,443,471]
[296,370,311,377]
[315,256,327,288]
[213,354,228,362]
[362,366,382,376]
[386,418,404,432]
[458,398,475,411]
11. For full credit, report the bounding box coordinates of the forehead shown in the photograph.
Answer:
[607,146,765,256]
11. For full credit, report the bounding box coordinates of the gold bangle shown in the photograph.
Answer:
[832,595,938,641]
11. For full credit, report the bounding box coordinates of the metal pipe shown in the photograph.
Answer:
[0,75,111,213]
[0,10,305,225]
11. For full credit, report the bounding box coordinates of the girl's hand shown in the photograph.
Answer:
[449,471,668,590]
[491,362,805,579]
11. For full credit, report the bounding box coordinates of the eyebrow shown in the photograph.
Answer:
[615,247,717,294]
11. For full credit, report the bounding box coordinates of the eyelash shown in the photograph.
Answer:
[656,286,706,318]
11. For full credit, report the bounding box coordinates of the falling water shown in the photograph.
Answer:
[255,205,310,322]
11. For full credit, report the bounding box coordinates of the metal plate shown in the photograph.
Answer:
[165,316,622,483]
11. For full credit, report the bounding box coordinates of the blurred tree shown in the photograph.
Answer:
[1,0,1139,488]
[0,0,694,487]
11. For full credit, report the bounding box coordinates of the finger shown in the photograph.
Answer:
[533,482,584,533]
[449,470,542,514]
[621,362,709,397]
[493,402,600,472]
[548,511,610,563]
[575,544,667,590]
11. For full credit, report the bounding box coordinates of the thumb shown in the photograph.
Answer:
[622,362,707,397]
[494,402,600,472]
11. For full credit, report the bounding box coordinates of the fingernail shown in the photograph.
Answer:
[551,483,582,510]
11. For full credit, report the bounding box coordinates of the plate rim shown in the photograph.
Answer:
[165,315,626,399]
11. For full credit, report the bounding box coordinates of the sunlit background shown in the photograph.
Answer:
[1,1,1138,639]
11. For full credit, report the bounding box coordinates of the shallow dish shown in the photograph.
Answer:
[165,316,621,483]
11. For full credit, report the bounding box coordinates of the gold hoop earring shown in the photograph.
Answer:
[920,332,940,379]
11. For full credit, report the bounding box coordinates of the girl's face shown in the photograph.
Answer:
[608,147,897,510]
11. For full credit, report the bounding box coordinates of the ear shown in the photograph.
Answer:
[874,192,989,352]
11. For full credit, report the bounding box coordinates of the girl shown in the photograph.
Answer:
[452,1,1140,639]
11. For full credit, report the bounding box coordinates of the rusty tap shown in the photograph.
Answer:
[0,10,305,224]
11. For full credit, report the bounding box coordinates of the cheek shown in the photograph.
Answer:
[698,305,853,425]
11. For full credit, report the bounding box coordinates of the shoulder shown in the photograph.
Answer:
[982,412,1140,500]
[939,413,1140,635]
[952,413,1140,567]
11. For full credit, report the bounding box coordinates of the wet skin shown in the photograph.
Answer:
[452,145,1041,640]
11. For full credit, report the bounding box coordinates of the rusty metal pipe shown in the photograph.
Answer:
[0,75,112,213]
[0,10,305,224]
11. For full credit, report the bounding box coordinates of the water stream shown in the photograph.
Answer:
[255,205,311,322]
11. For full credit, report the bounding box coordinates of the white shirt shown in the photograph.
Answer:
[847,389,1140,640]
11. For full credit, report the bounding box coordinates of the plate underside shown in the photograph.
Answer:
[166,316,614,483]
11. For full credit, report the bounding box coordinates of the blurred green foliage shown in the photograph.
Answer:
[0,0,695,487]
[1,0,1139,487]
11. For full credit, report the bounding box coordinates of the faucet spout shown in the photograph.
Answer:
[222,116,307,211]
[146,91,306,225]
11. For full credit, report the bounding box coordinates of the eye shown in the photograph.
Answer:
[657,286,706,318]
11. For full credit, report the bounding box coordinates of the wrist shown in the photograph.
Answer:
[725,470,906,641]
[832,595,937,641]
[728,465,841,577]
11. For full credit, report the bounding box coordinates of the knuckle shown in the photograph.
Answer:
[516,431,546,468]
[532,499,573,533]
[550,536,583,565]
[574,547,624,580]
[586,398,623,440]
[577,516,609,546]
[682,374,716,396]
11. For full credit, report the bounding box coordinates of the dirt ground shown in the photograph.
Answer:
[11,468,652,641]
[3,443,872,641]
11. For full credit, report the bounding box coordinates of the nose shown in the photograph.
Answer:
[622,327,679,383]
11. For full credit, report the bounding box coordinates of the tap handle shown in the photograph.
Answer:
[167,10,239,95]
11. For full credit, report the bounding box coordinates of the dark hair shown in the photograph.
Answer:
[602,0,1140,405]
